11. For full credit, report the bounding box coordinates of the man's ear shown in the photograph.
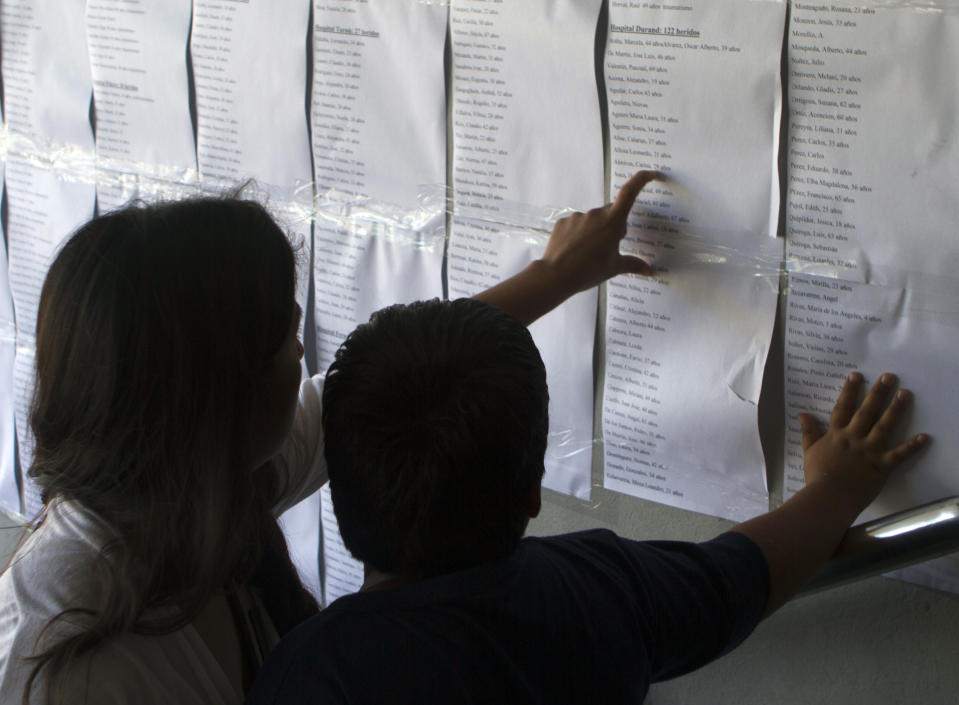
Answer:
[526,482,542,518]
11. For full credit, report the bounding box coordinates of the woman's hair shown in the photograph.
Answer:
[23,196,307,701]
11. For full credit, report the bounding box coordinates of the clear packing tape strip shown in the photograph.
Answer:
[2,131,787,272]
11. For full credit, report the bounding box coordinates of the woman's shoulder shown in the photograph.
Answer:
[0,501,100,592]
[0,501,241,704]
[0,500,106,700]
[6,498,107,563]
[0,613,241,705]
[1,499,106,631]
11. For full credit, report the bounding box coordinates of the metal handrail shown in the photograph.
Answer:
[800,495,959,595]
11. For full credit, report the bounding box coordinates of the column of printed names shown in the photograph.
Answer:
[448,0,606,500]
[311,0,447,604]
[0,123,17,512]
[602,0,784,521]
[86,0,196,211]
[784,1,959,591]
[192,0,319,597]
[1,0,96,516]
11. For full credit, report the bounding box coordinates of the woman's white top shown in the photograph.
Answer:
[0,377,327,704]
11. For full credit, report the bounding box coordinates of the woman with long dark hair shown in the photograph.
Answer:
[0,172,659,704]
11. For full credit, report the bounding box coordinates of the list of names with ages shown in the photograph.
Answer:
[448,0,605,499]
[1,0,96,515]
[86,0,195,211]
[602,0,784,521]
[310,0,446,370]
[786,1,959,288]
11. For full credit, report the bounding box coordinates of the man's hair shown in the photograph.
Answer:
[322,298,549,577]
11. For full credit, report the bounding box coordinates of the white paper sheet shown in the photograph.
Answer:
[192,0,314,336]
[192,0,319,595]
[601,0,785,521]
[785,1,959,291]
[607,0,783,237]
[11,348,36,514]
[313,216,445,366]
[0,153,18,513]
[0,333,14,514]
[312,0,446,209]
[6,165,97,518]
[783,2,959,591]
[2,0,97,517]
[311,0,448,590]
[447,0,606,501]
[87,0,196,211]
[193,0,312,196]
[275,216,320,599]
[313,236,444,602]
[783,274,959,590]
[2,0,94,149]
[311,0,446,368]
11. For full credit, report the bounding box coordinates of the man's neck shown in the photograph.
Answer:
[361,565,415,592]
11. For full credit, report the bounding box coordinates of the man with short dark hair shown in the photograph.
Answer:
[321,298,549,580]
[249,297,927,704]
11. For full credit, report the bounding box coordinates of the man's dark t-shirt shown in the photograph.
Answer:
[247,529,769,704]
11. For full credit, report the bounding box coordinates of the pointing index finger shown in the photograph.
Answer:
[610,170,661,218]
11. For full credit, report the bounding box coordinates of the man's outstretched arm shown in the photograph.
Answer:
[474,170,660,326]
